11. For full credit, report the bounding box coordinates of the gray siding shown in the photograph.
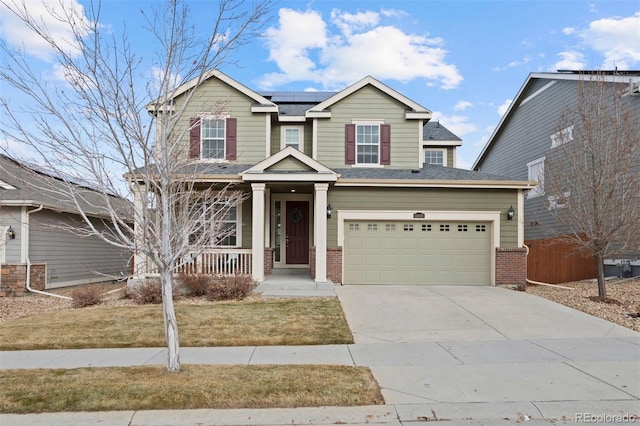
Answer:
[326,187,519,247]
[477,79,577,240]
[29,210,130,288]
[0,206,22,263]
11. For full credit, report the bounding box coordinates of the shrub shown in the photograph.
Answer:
[178,273,211,297]
[127,279,180,305]
[71,286,103,308]
[206,274,257,301]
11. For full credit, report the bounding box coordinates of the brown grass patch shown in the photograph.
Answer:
[0,365,383,413]
[0,299,353,350]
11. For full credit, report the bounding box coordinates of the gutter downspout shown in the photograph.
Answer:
[25,205,72,300]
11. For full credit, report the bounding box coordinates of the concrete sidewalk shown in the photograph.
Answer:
[1,285,639,425]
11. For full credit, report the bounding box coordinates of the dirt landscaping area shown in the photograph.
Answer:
[1,279,639,333]
[526,277,640,332]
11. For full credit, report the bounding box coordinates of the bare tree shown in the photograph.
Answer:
[545,73,640,299]
[0,0,272,371]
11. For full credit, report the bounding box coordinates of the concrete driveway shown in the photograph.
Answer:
[336,285,640,414]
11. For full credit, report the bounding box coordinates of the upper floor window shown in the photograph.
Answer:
[527,157,545,198]
[424,149,446,166]
[345,122,390,166]
[189,117,237,161]
[357,124,380,165]
[550,125,574,149]
[281,126,304,151]
[202,119,226,159]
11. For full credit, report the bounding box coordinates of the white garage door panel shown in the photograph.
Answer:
[344,221,491,285]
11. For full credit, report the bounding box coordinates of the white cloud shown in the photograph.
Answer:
[0,0,90,61]
[497,99,512,117]
[580,12,640,69]
[454,101,472,111]
[552,51,586,71]
[432,111,477,137]
[562,27,576,35]
[260,7,462,90]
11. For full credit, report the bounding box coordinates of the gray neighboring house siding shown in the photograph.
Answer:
[474,71,640,280]
[1,154,131,291]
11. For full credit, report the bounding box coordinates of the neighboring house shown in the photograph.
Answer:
[473,71,640,283]
[0,155,131,296]
[132,69,533,286]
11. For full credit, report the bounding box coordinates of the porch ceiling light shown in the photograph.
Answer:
[327,204,333,219]
[507,206,515,220]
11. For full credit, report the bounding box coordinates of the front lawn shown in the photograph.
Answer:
[0,299,353,350]
[0,365,383,413]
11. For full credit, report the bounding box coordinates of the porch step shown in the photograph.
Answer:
[255,279,337,298]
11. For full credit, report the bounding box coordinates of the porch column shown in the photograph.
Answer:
[131,182,148,277]
[314,183,328,282]
[251,183,266,282]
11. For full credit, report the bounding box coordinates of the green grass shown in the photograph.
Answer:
[0,299,353,350]
[0,365,383,413]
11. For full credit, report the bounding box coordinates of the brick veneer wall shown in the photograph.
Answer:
[264,248,274,276]
[309,246,343,283]
[495,248,527,287]
[0,264,46,297]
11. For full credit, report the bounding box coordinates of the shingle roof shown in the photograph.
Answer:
[0,154,131,218]
[334,165,516,181]
[423,121,462,142]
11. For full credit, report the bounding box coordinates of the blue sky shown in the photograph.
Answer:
[1,0,639,169]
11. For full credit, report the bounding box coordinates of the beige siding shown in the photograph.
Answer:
[327,187,519,247]
[316,86,420,169]
[170,77,268,164]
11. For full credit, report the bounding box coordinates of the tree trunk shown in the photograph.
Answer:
[161,270,181,372]
[596,253,607,300]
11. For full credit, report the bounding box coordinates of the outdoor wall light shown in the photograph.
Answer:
[6,225,15,240]
[327,204,333,219]
[507,206,515,220]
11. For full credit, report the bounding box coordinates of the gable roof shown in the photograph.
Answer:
[423,121,462,146]
[306,76,432,120]
[241,146,338,182]
[146,69,278,113]
[0,154,130,218]
[473,71,640,170]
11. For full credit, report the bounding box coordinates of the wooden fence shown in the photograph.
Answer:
[525,237,596,283]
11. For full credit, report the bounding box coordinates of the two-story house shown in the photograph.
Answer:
[132,69,533,286]
[473,71,640,283]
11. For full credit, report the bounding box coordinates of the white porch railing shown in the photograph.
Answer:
[177,249,252,275]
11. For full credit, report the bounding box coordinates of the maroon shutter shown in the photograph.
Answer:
[380,124,391,165]
[189,117,201,159]
[345,124,356,165]
[226,118,237,161]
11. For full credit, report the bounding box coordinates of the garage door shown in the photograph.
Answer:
[343,221,491,285]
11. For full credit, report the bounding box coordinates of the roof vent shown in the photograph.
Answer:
[411,169,420,173]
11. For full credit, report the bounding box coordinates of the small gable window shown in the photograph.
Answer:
[424,149,446,166]
[190,117,237,161]
[281,126,304,151]
[527,157,545,198]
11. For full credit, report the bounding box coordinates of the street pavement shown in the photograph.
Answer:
[1,285,639,425]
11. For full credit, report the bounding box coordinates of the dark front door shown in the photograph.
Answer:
[286,201,309,264]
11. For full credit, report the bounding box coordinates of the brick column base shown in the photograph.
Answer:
[495,248,527,288]
[309,247,316,279]
[264,248,274,276]
[0,264,46,297]
[327,247,342,284]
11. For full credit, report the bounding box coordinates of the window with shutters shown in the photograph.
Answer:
[345,121,390,166]
[202,119,226,159]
